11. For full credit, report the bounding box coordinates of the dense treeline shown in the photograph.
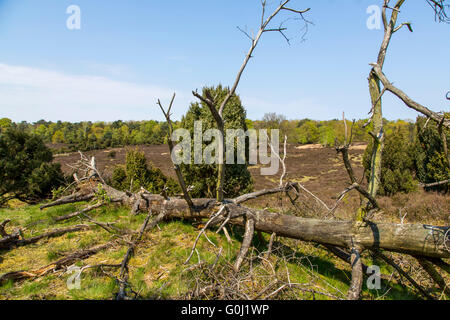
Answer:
[0,115,416,152]
[252,114,416,146]
[0,118,171,153]
[0,112,447,205]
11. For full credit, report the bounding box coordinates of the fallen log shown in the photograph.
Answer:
[42,185,450,260]
[0,230,21,250]
[419,180,449,189]
[132,194,449,259]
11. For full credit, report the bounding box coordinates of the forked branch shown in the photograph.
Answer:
[157,93,195,210]
[370,64,450,128]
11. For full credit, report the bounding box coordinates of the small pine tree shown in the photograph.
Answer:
[363,128,417,196]
[180,85,254,198]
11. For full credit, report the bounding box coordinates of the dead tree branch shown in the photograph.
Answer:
[116,211,153,300]
[370,63,450,129]
[157,93,195,211]
[426,0,450,23]
[40,192,95,210]
[347,245,363,300]
[0,224,92,251]
[0,240,117,285]
[192,0,310,202]
[373,250,434,299]
[234,215,256,272]
[414,256,450,296]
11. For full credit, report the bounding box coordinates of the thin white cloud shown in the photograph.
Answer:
[0,63,188,122]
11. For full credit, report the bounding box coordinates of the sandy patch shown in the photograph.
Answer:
[295,144,323,150]
[349,144,367,151]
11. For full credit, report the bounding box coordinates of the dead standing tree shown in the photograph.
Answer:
[18,0,449,300]
[364,0,450,208]
[365,0,449,226]
[358,0,450,299]
[192,0,310,202]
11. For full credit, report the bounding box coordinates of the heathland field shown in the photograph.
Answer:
[0,144,447,300]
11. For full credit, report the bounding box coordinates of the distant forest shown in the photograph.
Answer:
[0,114,416,153]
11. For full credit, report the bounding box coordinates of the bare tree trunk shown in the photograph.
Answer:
[63,188,447,259]
[363,1,406,220]
[347,246,363,300]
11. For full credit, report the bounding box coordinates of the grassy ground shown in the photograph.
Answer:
[0,200,440,300]
[1,145,448,300]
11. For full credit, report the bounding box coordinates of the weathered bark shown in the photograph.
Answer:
[323,245,371,274]
[0,230,21,250]
[53,202,108,222]
[129,194,449,259]
[0,220,11,237]
[234,215,255,271]
[420,180,450,189]
[347,246,363,300]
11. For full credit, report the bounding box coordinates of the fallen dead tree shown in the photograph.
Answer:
[41,183,450,260]
[34,170,449,300]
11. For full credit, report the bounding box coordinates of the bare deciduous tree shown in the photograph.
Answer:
[193,0,310,202]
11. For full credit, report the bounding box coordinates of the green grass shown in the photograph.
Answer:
[0,203,433,300]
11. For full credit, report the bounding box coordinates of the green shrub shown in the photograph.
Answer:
[363,129,417,196]
[27,162,65,201]
[179,85,254,198]
[111,166,127,191]
[0,128,64,205]
[111,149,181,195]
[412,116,449,191]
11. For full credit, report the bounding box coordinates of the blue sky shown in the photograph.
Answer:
[0,0,448,122]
